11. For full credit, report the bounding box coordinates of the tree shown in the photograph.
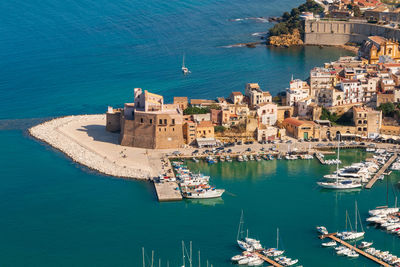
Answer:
[183,106,210,115]
[214,126,226,133]
[353,5,361,17]
[377,102,395,117]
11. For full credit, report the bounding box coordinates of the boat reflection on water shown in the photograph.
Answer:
[319,187,362,195]
[185,197,224,206]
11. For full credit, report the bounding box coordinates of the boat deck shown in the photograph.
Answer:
[320,233,391,267]
[365,153,397,189]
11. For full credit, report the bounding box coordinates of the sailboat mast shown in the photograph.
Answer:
[336,136,340,184]
[190,241,192,267]
[237,210,243,240]
[386,174,389,207]
[182,241,185,267]
[277,228,279,249]
[345,210,348,231]
[355,201,358,232]
[198,251,201,267]
[143,247,145,267]
[182,54,185,68]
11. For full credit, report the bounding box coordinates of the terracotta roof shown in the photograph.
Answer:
[342,79,359,83]
[190,99,215,105]
[283,118,314,127]
[174,96,188,102]
[369,36,387,45]
[231,92,243,96]
[197,121,213,127]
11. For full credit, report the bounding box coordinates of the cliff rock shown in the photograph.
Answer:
[268,29,303,47]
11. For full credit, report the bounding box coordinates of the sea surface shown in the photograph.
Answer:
[1,0,394,266]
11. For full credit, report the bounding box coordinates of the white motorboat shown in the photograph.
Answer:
[237,240,253,252]
[316,226,328,235]
[345,250,359,258]
[231,254,246,262]
[318,140,362,189]
[237,155,244,162]
[358,241,373,249]
[369,207,399,216]
[322,241,337,247]
[247,257,264,266]
[182,188,224,199]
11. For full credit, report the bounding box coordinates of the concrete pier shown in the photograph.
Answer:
[154,182,182,201]
[365,153,397,189]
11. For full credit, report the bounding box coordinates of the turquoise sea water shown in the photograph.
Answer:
[2,0,397,266]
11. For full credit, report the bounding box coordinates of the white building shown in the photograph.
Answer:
[245,83,272,108]
[340,79,363,104]
[286,79,310,106]
[256,103,277,126]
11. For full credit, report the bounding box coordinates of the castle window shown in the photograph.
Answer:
[140,118,144,123]
[164,128,166,131]
[159,119,162,124]
[363,127,367,131]
[172,119,175,125]
[358,127,362,131]
[164,119,167,124]
[172,128,175,131]
[150,119,153,124]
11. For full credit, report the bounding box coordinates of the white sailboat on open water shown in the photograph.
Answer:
[182,54,191,75]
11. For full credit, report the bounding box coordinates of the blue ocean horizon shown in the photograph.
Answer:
[0,0,351,120]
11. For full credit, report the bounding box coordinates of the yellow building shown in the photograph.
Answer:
[282,118,319,140]
[183,121,196,145]
[196,121,214,139]
[359,36,400,64]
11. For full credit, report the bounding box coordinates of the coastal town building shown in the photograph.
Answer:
[359,36,400,64]
[282,117,319,140]
[173,97,188,111]
[353,106,382,138]
[244,83,272,108]
[107,88,185,149]
[286,79,310,106]
[256,103,278,126]
[310,67,337,98]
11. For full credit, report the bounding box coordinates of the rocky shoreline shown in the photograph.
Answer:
[29,115,152,180]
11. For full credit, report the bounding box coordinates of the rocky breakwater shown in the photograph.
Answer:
[29,115,152,180]
[267,29,303,47]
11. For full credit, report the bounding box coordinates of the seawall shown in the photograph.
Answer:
[304,20,400,46]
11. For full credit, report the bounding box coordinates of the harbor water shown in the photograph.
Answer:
[0,0,396,266]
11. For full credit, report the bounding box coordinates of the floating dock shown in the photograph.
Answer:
[254,252,283,267]
[153,181,182,201]
[320,233,391,267]
[365,153,397,189]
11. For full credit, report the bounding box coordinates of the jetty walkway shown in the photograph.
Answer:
[153,157,182,201]
[254,252,283,267]
[365,153,397,189]
[320,233,391,267]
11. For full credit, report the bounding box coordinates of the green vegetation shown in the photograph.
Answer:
[377,102,400,117]
[209,104,222,110]
[268,0,324,37]
[183,106,210,115]
[347,4,361,17]
[320,107,353,125]
[214,125,226,133]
